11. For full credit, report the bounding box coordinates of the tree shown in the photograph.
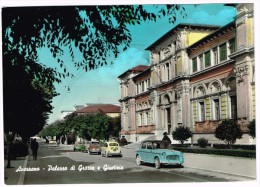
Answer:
[106,116,121,140]
[172,126,192,145]
[215,120,243,148]
[2,5,186,82]
[248,119,256,139]
[2,5,186,139]
[3,51,57,141]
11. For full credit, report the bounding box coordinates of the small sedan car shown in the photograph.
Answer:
[101,142,122,157]
[136,140,184,169]
[88,141,101,155]
[74,141,86,152]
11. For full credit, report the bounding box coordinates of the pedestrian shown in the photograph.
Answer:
[120,136,127,146]
[31,138,39,160]
[162,132,171,148]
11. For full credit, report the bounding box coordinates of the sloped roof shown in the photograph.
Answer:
[75,104,120,114]
[187,21,235,53]
[146,23,220,51]
[118,65,149,78]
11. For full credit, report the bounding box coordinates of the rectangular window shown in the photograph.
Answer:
[166,63,170,80]
[139,113,142,126]
[192,57,197,72]
[220,43,227,61]
[229,38,236,54]
[199,55,204,70]
[142,82,144,92]
[136,84,139,94]
[199,101,205,121]
[204,51,211,68]
[147,78,151,88]
[230,96,237,119]
[213,47,218,65]
[213,99,220,120]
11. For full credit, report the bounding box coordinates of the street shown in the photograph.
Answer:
[20,141,244,184]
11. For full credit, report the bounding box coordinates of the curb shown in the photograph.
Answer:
[184,165,256,180]
[17,155,28,185]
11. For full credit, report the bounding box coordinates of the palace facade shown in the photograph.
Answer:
[118,4,255,144]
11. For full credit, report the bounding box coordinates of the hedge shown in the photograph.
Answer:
[171,146,256,158]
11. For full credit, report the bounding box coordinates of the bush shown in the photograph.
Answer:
[215,119,243,147]
[172,126,192,145]
[248,119,256,139]
[172,146,256,158]
[213,144,256,150]
[197,138,208,148]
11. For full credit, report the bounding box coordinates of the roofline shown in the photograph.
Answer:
[187,21,236,53]
[145,23,220,51]
[118,66,149,78]
[133,67,151,80]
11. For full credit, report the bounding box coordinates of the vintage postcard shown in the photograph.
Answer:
[1,0,259,187]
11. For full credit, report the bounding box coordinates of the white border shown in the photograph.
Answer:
[0,1,259,187]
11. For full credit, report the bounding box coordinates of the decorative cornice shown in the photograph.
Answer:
[229,47,254,59]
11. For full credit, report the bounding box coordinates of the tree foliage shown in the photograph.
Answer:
[215,120,243,147]
[39,112,121,142]
[2,5,185,139]
[248,119,256,139]
[2,5,186,81]
[172,126,192,145]
[3,51,58,140]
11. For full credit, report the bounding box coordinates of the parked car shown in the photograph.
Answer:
[101,142,122,157]
[48,139,57,145]
[87,141,101,155]
[74,141,86,152]
[136,140,184,169]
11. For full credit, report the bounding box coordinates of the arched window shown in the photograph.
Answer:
[196,86,206,97]
[211,82,220,94]
[164,94,171,105]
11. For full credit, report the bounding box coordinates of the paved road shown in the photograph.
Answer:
[21,142,245,184]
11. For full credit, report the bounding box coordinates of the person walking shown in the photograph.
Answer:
[162,132,171,148]
[31,138,39,160]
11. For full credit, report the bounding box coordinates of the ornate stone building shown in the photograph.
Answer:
[118,4,255,144]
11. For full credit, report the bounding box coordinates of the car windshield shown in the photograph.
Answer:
[109,143,118,146]
[91,142,99,145]
[142,142,167,149]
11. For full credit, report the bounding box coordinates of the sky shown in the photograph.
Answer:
[0,1,241,124]
[41,3,237,124]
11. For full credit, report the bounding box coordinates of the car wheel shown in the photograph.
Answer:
[136,155,142,166]
[154,157,161,169]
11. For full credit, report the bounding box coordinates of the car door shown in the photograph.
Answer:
[145,142,154,163]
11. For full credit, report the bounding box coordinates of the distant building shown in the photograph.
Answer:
[75,104,121,118]
[60,105,86,121]
[118,4,255,144]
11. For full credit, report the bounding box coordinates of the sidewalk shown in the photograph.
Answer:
[2,143,73,185]
[3,155,28,185]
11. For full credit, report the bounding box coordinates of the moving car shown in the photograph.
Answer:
[101,142,122,157]
[136,140,184,169]
[87,141,101,155]
[74,141,86,152]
